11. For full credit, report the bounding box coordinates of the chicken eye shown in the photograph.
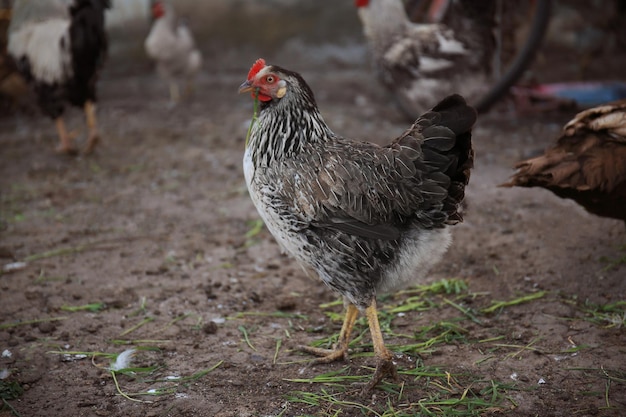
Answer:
[265,75,275,83]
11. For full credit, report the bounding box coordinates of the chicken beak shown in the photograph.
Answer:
[238,80,253,94]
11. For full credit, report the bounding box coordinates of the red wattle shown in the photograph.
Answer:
[251,92,272,102]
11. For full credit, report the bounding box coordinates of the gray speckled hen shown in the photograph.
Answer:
[239,59,475,390]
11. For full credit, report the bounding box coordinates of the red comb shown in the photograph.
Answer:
[247,58,266,80]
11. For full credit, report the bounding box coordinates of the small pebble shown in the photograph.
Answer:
[38,322,56,334]
[202,321,218,334]
[275,296,297,311]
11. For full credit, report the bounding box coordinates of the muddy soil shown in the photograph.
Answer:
[1,2,625,417]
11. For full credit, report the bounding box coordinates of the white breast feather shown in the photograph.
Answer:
[378,228,451,293]
[244,148,309,258]
[145,19,201,79]
[145,19,180,62]
[8,19,72,84]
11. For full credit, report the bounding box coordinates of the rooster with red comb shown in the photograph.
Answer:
[145,0,202,102]
[240,58,475,391]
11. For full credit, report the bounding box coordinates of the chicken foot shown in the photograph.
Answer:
[298,302,359,363]
[54,117,78,155]
[83,100,101,154]
[363,301,398,392]
[299,299,398,392]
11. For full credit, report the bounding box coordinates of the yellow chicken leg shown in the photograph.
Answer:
[299,302,359,363]
[83,100,101,154]
[54,117,77,155]
[364,300,398,391]
[300,299,398,391]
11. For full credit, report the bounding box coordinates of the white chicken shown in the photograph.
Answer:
[356,0,496,120]
[144,1,202,102]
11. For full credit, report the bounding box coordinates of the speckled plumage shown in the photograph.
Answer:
[240,61,475,389]
[243,65,474,307]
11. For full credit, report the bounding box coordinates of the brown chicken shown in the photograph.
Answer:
[502,100,626,223]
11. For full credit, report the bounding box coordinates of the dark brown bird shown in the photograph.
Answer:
[502,100,626,223]
[239,58,475,390]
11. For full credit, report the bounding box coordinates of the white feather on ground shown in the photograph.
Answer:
[109,349,136,371]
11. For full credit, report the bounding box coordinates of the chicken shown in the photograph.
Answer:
[355,0,495,120]
[239,58,475,390]
[502,100,626,224]
[7,0,110,155]
[144,1,201,103]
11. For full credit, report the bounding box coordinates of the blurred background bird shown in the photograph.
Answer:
[7,0,110,155]
[240,58,475,390]
[355,0,496,120]
[502,99,626,224]
[144,0,202,103]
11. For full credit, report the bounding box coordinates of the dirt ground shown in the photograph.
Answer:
[1,3,626,417]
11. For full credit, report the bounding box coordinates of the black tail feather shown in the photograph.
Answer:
[422,94,476,224]
[430,94,477,135]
